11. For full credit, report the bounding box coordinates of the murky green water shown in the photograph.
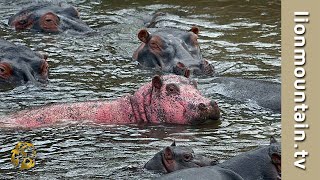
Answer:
[0,0,280,179]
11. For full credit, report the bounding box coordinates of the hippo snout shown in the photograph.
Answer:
[209,100,221,120]
[173,61,213,76]
[188,101,220,125]
[193,155,217,167]
[193,101,220,124]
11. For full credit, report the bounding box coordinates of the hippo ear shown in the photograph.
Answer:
[271,153,281,165]
[171,140,176,146]
[138,29,150,43]
[164,147,174,161]
[43,54,48,60]
[271,153,281,175]
[184,69,190,78]
[270,136,277,144]
[191,80,198,88]
[190,26,200,35]
[152,75,163,90]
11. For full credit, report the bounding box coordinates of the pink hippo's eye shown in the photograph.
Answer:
[166,84,180,95]
[0,62,13,79]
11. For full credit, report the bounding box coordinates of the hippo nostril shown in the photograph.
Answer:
[198,103,207,111]
[210,160,218,166]
[19,19,27,25]
[210,101,217,107]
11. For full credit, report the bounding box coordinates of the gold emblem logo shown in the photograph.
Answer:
[11,142,36,170]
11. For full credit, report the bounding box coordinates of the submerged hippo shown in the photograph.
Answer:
[0,39,49,89]
[8,3,93,33]
[158,137,281,180]
[145,141,216,173]
[133,26,214,76]
[211,77,281,112]
[1,75,220,128]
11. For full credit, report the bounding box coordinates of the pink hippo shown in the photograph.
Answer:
[1,75,220,128]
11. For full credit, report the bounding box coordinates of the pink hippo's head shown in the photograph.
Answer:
[131,75,220,125]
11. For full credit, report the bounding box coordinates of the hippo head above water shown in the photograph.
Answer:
[132,74,220,125]
[0,39,49,89]
[133,26,214,76]
[145,141,216,173]
[8,3,92,33]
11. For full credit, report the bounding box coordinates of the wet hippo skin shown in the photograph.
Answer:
[0,38,49,89]
[133,26,214,76]
[1,75,220,128]
[145,141,216,173]
[8,3,93,33]
[210,77,281,112]
[158,137,281,180]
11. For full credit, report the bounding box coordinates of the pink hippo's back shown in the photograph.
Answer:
[2,95,135,128]
[1,75,220,128]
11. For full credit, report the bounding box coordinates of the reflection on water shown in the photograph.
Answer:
[0,0,280,179]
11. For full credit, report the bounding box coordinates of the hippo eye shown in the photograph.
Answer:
[166,84,180,95]
[183,154,193,162]
[150,42,161,50]
[0,62,13,79]
[39,12,60,32]
[12,13,35,30]
[45,19,53,22]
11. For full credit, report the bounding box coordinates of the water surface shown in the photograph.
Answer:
[0,0,280,179]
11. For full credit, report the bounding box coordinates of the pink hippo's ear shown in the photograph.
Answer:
[191,80,198,88]
[138,29,150,43]
[152,75,163,90]
[190,26,200,35]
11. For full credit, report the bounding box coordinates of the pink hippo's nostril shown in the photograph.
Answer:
[210,101,218,108]
[209,100,221,120]
[198,103,207,111]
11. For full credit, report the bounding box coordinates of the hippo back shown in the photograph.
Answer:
[211,77,281,112]
[217,146,279,180]
[157,166,244,180]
